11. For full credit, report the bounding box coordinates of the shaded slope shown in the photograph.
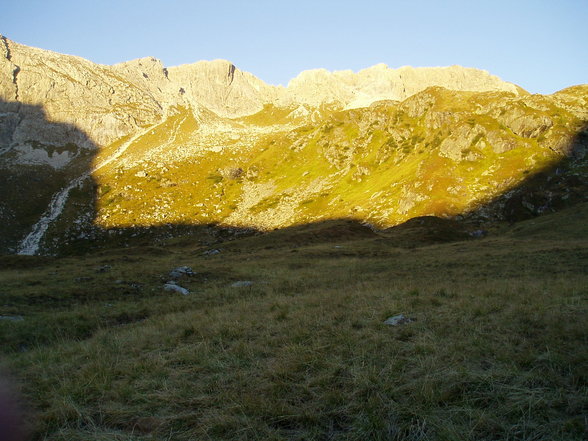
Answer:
[1,199,587,440]
[0,101,98,253]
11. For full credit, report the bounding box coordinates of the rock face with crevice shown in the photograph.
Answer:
[166,59,283,118]
[0,39,172,148]
[0,36,20,110]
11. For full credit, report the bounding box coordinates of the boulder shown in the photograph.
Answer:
[164,282,189,295]
[169,266,195,279]
[0,315,24,322]
[384,314,413,326]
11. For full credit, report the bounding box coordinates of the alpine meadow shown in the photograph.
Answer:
[0,35,587,441]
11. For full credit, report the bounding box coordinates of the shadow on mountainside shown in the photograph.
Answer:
[0,100,98,254]
[463,121,588,224]
[0,96,587,257]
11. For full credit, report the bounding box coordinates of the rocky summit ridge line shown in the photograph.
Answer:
[0,36,586,255]
[0,35,521,146]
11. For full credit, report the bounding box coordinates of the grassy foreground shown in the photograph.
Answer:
[1,206,587,440]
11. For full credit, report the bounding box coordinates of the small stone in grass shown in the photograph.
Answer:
[164,282,190,295]
[231,281,253,288]
[384,314,414,326]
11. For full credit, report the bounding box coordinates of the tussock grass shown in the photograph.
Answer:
[1,207,587,440]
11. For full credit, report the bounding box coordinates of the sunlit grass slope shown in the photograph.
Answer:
[90,86,588,233]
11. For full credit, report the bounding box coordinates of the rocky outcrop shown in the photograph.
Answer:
[439,124,485,161]
[167,59,284,118]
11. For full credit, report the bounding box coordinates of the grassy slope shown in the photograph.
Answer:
[1,204,587,440]
[88,87,586,237]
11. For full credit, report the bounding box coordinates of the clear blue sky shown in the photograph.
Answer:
[2,0,587,94]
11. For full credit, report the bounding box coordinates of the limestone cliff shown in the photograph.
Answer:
[281,64,522,109]
[0,37,168,148]
[166,60,284,118]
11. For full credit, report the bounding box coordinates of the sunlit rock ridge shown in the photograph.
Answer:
[0,35,521,144]
[0,35,587,255]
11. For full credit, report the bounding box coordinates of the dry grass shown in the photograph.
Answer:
[1,205,587,440]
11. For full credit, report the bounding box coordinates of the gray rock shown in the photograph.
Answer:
[498,111,553,138]
[0,315,24,322]
[384,314,413,326]
[231,281,253,288]
[169,266,195,279]
[438,123,485,161]
[164,282,190,295]
[203,249,221,256]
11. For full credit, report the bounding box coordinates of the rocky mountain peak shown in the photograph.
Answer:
[0,36,526,145]
[280,63,521,110]
[165,59,281,117]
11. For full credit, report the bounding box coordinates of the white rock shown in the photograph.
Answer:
[384,314,413,326]
[0,315,24,321]
[164,282,190,295]
[231,281,253,288]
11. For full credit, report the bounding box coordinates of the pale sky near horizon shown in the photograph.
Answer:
[2,0,587,94]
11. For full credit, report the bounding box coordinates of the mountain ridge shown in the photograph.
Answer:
[0,35,524,143]
[0,36,586,255]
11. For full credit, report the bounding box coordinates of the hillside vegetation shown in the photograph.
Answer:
[9,84,582,255]
[75,86,587,255]
[2,35,586,255]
